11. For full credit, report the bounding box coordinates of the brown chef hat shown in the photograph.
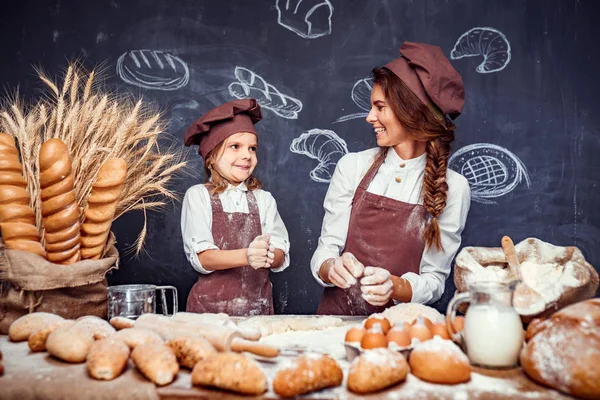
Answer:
[184,99,262,158]
[384,41,465,120]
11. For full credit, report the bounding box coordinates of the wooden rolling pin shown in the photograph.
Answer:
[134,314,279,358]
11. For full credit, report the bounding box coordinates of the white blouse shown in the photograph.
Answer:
[310,147,471,305]
[181,183,290,274]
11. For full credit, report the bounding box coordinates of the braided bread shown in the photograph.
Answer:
[0,132,45,257]
[39,138,81,264]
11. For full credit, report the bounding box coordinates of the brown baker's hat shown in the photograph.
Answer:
[184,99,262,158]
[384,41,464,120]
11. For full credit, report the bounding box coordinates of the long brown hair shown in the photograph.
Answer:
[371,67,456,251]
[203,138,262,196]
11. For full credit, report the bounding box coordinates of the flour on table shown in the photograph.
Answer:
[236,315,345,338]
[376,303,444,325]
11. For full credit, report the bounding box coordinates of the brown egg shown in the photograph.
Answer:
[453,316,465,332]
[360,330,388,349]
[411,316,434,331]
[398,321,412,332]
[364,317,391,333]
[409,317,433,343]
[431,322,450,340]
[345,327,366,343]
[386,327,411,347]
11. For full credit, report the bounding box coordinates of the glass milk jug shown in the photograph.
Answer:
[446,281,524,369]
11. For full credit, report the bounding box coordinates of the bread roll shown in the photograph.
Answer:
[521,299,600,400]
[80,158,126,260]
[8,312,64,342]
[409,336,471,384]
[87,337,130,380]
[166,336,216,369]
[109,316,135,330]
[46,323,95,363]
[28,320,73,352]
[131,342,179,386]
[113,327,164,349]
[0,132,45,257]
[273,354,343,397]
[347,348,409,394]
[38,138,81,264]
[191,352,267,395]
[75,316,116,340]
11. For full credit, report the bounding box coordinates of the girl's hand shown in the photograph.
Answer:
[247,234,271,269]
[360,266,393,306]
[326,252,365,289]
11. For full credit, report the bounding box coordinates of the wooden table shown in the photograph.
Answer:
[0,317,577,400]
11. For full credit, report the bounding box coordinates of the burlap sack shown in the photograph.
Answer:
[454,238,599,322]
[0,235,119,334]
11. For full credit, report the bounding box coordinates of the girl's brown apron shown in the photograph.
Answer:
[317,155,428,315]
[186,190,274,316]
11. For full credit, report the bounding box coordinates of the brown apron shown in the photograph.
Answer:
[317,155,428,315]
[186,189,274,316]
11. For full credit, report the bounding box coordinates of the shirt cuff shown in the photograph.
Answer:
[269,235,290,273]
[311,253,335,288]
[188,240,220,274]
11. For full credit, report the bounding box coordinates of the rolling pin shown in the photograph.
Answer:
[134,314,279,358]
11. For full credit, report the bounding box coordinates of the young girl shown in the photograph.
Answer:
[182,99,290,316]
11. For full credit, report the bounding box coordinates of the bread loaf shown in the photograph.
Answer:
[87,337,130,380]
[113,327,164,349]
[409,336,471,384]
[166,336,216,369]
[347,348,409,394]
[75,316,116,340]
[273,354,343,397]
[191,352,267,395]
[521,299,600,400]
[8,312,64,342]
[131,342,179,386]
[46,323,95,363]
[0,132,45,257]
[109,316,135,330]
[38,138,81,264]
[80,158,126,259]
[28,320,73,352]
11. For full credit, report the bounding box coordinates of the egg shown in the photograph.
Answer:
[409,317,433,343]
[386,327,411,347]
[411,316,434,331]
[360,330,388,349]
[431,322,450,340]
[345,326,366,343]
[364,317,391,333]
[453,316,465,332]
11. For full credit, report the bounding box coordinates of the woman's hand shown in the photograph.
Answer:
[321,252,365,288]
[360,266,393,306]
[247,234,271,269]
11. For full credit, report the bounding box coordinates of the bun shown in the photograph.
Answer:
[191,352,267,395]
[38,139,81,264]
[131,342,179,386]
[80,158,126,259]
[273,354,343,397]
[521,299,600,399]
[409,336,471,384]
[347,348,409,394]
[87,337,130,380]
[0,132,45,257]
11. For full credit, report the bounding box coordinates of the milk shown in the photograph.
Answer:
[463,305,524,368]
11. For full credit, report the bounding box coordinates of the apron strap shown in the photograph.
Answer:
[246,191,260,216]
[209,192,224,213]
[358,151,386,191]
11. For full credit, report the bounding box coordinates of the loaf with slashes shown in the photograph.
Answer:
[0,132,45,257]
[39,138,81,264]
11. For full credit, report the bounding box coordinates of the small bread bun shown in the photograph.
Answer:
[409,336,471,384]
[347,348,409,393]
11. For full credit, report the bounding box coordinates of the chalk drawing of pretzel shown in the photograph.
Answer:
[228,66,303,120]
[290,129,348,183]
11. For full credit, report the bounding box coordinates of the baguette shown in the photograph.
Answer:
[38,138,81,264]
[0,132,45,257]
[80,158,126,259]
[87,337,130,380]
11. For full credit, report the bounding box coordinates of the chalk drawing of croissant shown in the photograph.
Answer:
[116,50,189,90]
[450,27,511,73]
[276,0,334,39]
[290,129,348,183]
[228,66,303,119]
[333,78,373,124]
[449,143,530,204]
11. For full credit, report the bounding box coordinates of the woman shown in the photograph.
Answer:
[311,42,471,315]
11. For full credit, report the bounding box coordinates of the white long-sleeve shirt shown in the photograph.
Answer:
[181,183,290,274]
[310,147,471,305]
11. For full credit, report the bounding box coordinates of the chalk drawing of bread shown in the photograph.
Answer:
[228,66,303,119]
[116,50,190,91]
[450,27,511,73]
[276,0,334,39]
[290,129,348,183]
[449,143,530,204]
[351,78,374,111]
[0,133,46,257]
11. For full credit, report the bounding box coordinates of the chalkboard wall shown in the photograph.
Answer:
[2,0,599,314]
